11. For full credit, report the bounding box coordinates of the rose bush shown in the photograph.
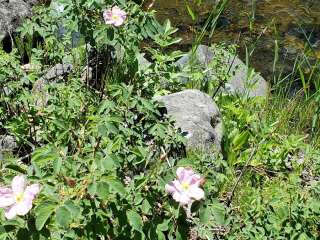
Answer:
[1,0,320,239]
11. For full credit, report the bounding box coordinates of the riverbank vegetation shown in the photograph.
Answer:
[0,0,319,239]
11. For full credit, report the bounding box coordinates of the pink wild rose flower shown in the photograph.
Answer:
[0,175,40,219]
[165,167,205,205]
[103,6,127,27]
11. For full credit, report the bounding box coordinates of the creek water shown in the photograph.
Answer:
[152,0,320,81]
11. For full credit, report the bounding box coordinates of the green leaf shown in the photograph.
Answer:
[101,155,118,170]
[64,200,81,219]
[4,164,26,174]
[186,3,196,21]
[232,130,250,150]
[56,206,72,227]
[88,182,97,196]
[108,179,126,197]
[211,201,226,225]
[126,210,143,232]
[156,230,166,240]
[35,202,56,230]
[53,157,62,174]
[97,181,109,199]
[199,205,210,224]
[31,146,59,166]
[141,199,151,215]
[157,219,169,232]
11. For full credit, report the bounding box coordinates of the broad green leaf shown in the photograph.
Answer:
[211,201,226,225]
[35,202,56,230]
[101,155,117,170]
[108,179,126,197]
[87,182,97,196]
[141,199,151,215]
[97,181,109,199]
[157,219,169,232]
[31,146,58,166]
[64,200,81,219]
[53,157,62,174]
[199,205,210,224]
[126,210,143,232]
[156,230,166,240]
[4,164,26,174]
[56,206,72,227]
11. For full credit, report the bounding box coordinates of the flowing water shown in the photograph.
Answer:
[152,0,320,81]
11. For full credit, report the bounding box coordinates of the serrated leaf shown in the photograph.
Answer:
[56,206,72,227]
[97,181,109,199]
[199,205,210,224]
[141,199,151,215]
[53,157,62,174]
[157,219,169,232]
[87,182,97,196]
[64,200,81,219]
[35,202,56,230]
[126,210,143,232]
[108,179,126,196]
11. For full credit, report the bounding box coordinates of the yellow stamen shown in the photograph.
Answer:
[15,193,24,203]
[112,15,119,20]
[181,182,190,191]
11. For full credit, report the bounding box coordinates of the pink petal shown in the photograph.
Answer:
[0,190,15,208]
[190,174,205,186]
[176,167,194,182]
[165,182,176,194]
[105,19,115,25]
[188,186,205,201]
[172,191,191,205]
[113,19,125,26]
[0,187,12,194]
[172,180,183,192]
[103,10,112,18]
[113,8,126,18]
[14,199,33,216]
[165,180,182,194]
[112,6,125,15]
[24,184,40,200]
[5,205,17,219]
[11,176,26,195]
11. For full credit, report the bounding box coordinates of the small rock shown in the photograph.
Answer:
[42,63,73,82]
[33,63,73,107]
[156,89,223,152]
[0,135,17,153]
[176,45,269,97]
[33,63,73,91]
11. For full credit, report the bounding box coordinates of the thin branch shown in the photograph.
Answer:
[226,146,257,206]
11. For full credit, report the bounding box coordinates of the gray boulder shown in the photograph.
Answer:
[156,89,223,152]
[0,0,38,42]
[176,45,269,97]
